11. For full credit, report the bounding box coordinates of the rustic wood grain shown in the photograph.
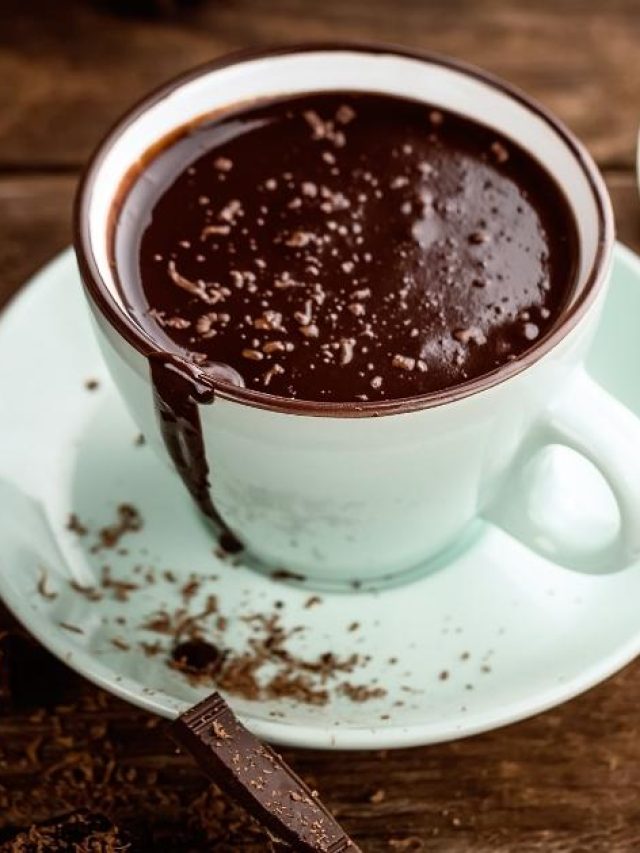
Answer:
[0,176,74,310]
[1,0,640,169]
[2,2,640,849]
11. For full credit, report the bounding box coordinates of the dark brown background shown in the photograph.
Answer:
[1,1,640,850]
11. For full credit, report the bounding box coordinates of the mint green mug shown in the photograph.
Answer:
[76,45,633,587]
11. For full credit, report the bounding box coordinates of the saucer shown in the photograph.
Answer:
[1,245,639,750]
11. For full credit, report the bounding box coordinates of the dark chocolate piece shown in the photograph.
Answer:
[170,693,361,852]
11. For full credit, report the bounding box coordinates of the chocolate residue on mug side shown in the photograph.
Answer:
[149,353,242,552]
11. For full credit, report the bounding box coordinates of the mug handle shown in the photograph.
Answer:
[482,367,640,573]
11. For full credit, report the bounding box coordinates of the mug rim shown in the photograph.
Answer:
[74,41,615,418]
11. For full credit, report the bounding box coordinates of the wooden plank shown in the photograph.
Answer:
[1,0,639,168]
[0,176,75,310]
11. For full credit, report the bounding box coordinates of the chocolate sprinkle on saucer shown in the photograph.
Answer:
[171,638,224,677]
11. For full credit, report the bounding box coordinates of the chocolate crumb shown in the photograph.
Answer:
[181,577,201,603]
[391,354,415,371]
[140,640,163,657]
[336,104,356,124]
[339,338,355,366]
[91,504,143,553]
[300,323,319,338]
[36,568,58,601]
[84,378,100,391]
[490,141,509,163]
[101,566,139,602]
[58,622,84,635]
[167,259,222,305]
[214,156,233,172]
[452,327,487,346]
[211,719,231,740]
[468,230,490,245]
[242,348,264,361]
[338,682,387,702]
[201,223,231,239]
[69,581,103,602]
[263,364,285,386]
[270,569,307,582]
[66,513,88,536]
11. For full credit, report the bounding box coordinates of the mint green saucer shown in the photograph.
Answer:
[0,245,639,750]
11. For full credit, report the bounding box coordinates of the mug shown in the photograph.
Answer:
[75,43,638,587]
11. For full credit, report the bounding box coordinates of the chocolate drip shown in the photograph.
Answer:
[149,353,241,550]
[171,692,361,852]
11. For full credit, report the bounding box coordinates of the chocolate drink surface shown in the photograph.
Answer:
[113,91,579,403]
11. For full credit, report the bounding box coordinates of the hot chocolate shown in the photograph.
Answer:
[113,91,579,404]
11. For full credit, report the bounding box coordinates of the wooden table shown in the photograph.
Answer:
[2,1,640,849]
